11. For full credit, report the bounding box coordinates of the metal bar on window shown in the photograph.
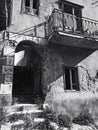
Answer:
[70,69,73,90]
[63,67,66,90]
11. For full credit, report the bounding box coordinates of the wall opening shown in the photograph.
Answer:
[63,66,79,91]
[59,0,83,31]
[12,41,43,104]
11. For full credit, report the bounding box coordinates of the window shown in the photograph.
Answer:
[25,0,30,7]
[25,0,31,13]
[63,67,79,91]
[7,0,13,26]
[59,0,83,31]
[22,0,39,15]
[0,0,12,31]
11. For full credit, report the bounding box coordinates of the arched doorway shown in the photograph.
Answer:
[12,40,43,103]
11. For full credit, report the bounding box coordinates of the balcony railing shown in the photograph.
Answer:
[46,9,98,40]
[0,22,46,42]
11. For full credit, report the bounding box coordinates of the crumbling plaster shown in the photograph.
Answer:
[78,50,98,92]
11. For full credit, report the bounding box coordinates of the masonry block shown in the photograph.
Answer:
[0,94,12,106]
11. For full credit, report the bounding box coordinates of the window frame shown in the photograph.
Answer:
[59,0,83,15]
[21,0,39,15]
[59,0,83,32]
[63,66,79,91]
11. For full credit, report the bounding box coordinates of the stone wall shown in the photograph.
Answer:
[0,40,15,106]
[45,87,98,119]
[78,50,98,92]
[78,66,98,92]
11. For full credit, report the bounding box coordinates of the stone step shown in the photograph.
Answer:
[2,104,45,129]
[11,118,45,124]
[1,118,45,130]
[8,109,43,115]
[10,120,24,126]
[7,109,44,124]
[3,104,42,113]
[34,117,45,122]
[12,96,43,104]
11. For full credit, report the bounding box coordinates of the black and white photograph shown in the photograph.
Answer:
[0,0,98,130]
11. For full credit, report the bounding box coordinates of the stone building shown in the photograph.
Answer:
[0,0,98,116]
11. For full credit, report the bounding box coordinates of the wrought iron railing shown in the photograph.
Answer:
[14,22,46,37]
[46,8,98,39]
[0,22,46,41]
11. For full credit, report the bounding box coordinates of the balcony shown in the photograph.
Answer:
[46,9,98,49]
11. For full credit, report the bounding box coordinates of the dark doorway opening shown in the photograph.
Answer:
[12,41,43,104]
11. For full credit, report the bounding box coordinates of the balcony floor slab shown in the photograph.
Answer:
[48,30,98,50]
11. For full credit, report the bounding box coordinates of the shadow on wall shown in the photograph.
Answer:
[49,44,96,67]
[44,44,98,119]
[12,40,98,104]
[41,43,97,94]
[42,43,96,91]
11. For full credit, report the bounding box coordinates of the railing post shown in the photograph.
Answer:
[62,12,65,31]
[35,26,37,37]
[53,9,56,29]
[72,14,74,33]
[3,30,9,40]
[44,22,47,38]
[72,7,75,32]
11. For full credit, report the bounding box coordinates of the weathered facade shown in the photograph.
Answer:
[0,0,98,118]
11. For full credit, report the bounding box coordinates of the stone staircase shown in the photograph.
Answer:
[1,104,45,130]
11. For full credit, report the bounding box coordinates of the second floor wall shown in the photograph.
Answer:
[1,0,98,35]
